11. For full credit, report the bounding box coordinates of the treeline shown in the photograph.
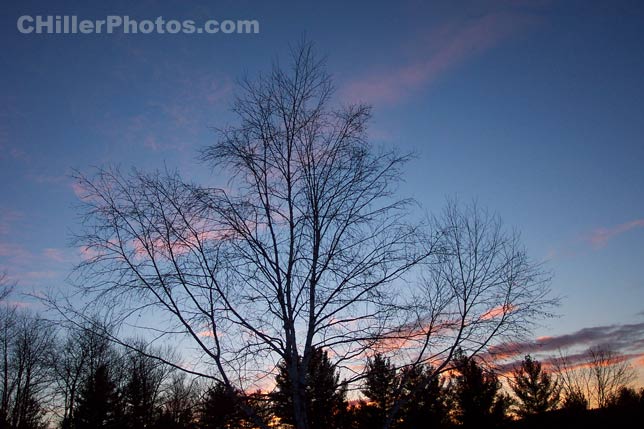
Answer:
[1,304,642,429]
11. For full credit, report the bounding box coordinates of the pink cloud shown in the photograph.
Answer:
[588,219,644,249]
[143,135,160,151]
[43,248,70,263]
[70,181,102,203]
[485,322,644,371]
[3,300,33,309]
[131,228,235,259]
[18,270,58,280]
[83,60,233,155]
[71,181,87,199]
[341,11,535,105]
[79,245,102,261]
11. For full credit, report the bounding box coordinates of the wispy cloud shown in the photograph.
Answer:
[487,322,644,375]
[43,248,72,263]
[481,304,517,321]
[91,66,233,154]
[490,322,644,357]
[587,219,644,249]
[341,11,536,105]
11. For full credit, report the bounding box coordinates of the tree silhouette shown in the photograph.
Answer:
[122,348,167,429]
[53,321,123,429]
[451,351,505,428]
[361,354,399,426]
[157,373,197,429]
[273,347,346,429]
[510,355,560,418]
[397,364,450,429]
[0,310,54,429]
[73,364,122,429]
[607,386,642,410]
[587,347,635,408]
[61,40,555,429]
[560,386,588,413]
[198,382,243,429]
[553,346,635,409]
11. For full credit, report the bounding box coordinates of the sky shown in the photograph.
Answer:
[1,0,644,382]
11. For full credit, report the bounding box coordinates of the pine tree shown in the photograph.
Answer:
[198,382,243,429]
[122,351,165,429]
[451,351,504,428]
[272,347,347,429]
[510,355,560,418]
[73,364,122,429]
[306,348,347,429]
[398,364,450,429]
[361,353,399,426]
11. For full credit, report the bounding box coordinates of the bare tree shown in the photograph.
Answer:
[58,42,554,429]
[374,201,554,428]
[50,321,125,428]
[0,310,55,429]
[552,349,590,410]
[587,346,635,408]
[0,272,13,303]
[1,274,54,429]
[159,372,199,428]
[553,346,635,409]
[122,339,175,427]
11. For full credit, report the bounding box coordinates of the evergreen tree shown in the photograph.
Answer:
[398,364,450,429]
[198,382,243,429]
[123,367,152,428]
[272,347,347,429]
[360,353,399,426]
[510,355,560,418]
[122,351,165,429]
[73,364,122,429]
[451,351,504,428]
[607,386,640,410]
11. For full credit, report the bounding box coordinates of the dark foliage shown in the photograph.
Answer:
[73,364,123,429]
[360,354,399,427]
[510,355,560,418]
[198,383,244,429]
[397,364,451,429]
[450,351,507,428]
[272,348,347,429]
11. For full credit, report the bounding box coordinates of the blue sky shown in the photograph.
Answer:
[1,0,643,376]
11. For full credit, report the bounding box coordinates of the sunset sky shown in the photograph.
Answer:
[1,1,643,380]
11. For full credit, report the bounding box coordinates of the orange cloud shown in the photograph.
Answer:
[635,355,644,368]
[197,329,216,338]
[481,304,517,321]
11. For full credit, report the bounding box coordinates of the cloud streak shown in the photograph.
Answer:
[490,322,644,357]
[341,11,535,105]
[486,321,644,376]
[587,219,644,249]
